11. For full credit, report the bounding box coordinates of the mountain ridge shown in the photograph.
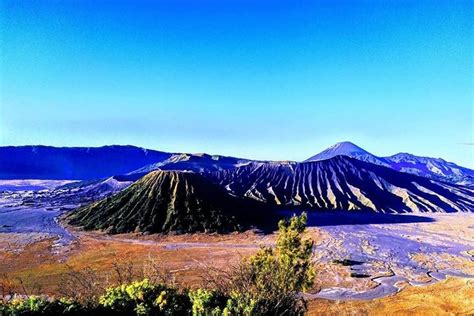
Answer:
[0,145,173,180]
[1,143,472,185]
[305,142,473,184]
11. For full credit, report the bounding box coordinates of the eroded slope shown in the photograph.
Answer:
[210,156,473,213]
[67,170,267,234]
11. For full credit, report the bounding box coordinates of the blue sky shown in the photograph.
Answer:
[1,0,473,167]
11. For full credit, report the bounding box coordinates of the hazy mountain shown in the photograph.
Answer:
[0,145,172,180]
[67,170,268,234]
[305,142,473,184]
[209,156,473,213]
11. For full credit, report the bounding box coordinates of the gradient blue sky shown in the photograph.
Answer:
[1,0,473,167]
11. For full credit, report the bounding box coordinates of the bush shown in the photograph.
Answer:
[0,296,84,316]
[188,288,227,316]
[98,279,189,315]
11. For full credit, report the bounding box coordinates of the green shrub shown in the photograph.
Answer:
[7,296,49,314]
[98,278,189,315]
[0,296,84,316]
[188,288,228,316]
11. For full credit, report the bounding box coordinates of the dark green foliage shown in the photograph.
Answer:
[67,170,266,234]
[98,279,190,315]
[187,289,228,315]
[0,296,85,316]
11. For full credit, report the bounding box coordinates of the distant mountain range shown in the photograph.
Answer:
[305,141,474,184]
[0,145,171,180]
[2,143,472,185]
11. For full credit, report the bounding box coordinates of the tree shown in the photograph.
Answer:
[224,212,315,315]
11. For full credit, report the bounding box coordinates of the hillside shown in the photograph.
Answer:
[67,170,267,234]
[209,156,474,213]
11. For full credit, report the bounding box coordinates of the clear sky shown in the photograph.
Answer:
[1,0,473,167]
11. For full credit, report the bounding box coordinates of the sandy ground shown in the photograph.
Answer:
[0,180,76,192]
[0,210,473,314]
[306,212,474,300]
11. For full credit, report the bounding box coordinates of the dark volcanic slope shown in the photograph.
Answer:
[68,170,266,234]
[0,145,171,180]
[210,156,474,213]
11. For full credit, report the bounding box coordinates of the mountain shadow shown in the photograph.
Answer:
[278,210,436,226]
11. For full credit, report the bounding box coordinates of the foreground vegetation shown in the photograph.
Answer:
[0,213,315,315]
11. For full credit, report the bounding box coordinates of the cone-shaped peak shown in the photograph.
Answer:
[305,141,372,162]
[325,141,369,155]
